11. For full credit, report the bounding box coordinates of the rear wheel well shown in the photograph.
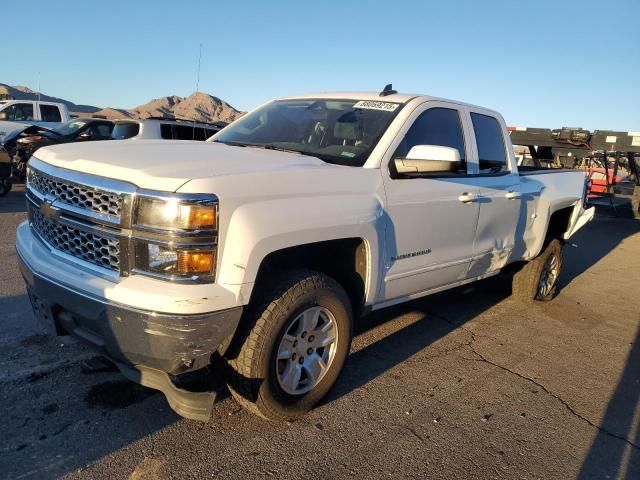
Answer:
[250,238,368,317]
[545,206,573,245]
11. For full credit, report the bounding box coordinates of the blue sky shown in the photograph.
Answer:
[3,0,639,130]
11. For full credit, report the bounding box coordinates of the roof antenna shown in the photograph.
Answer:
[192,43,203,140]
[379,83,397,97]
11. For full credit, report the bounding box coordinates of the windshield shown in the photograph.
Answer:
[53,120,88,136]
[212,99,403,166]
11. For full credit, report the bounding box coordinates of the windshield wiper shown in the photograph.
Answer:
[252,144,319,158]
[211,140,247,147]
[212,140,321,160]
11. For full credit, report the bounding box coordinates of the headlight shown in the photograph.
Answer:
[132,191,218,282]
[135,192,217,232]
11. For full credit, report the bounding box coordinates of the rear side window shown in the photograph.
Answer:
[471,113,507,173]
[111,123,140,139]
[394,107,466,172]
[174,125,197,140]
[160,124,172,139]
[92,124,113,138]
[193,127,207,141]
[40,104,62,122]
[159,123,211,140]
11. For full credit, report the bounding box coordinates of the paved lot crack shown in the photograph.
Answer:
[429,310,640,451]
[393,424,427,444]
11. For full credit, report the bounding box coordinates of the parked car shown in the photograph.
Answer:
[16,88,594,422]
[10,118,115,179]
[0,100,70,145]
[111,117,224,141]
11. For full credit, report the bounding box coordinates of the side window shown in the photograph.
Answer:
[40,105,62,122]
[174,125,198,140]
[193,128,207,141]
[160,124,173,139]
[92,124,112,138]
[393,107,466,173]
[470,113,508,173]
[4,103,34,121]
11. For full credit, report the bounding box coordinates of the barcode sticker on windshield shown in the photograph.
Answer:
[353,101,399,112]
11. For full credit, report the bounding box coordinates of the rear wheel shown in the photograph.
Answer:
[512,239,563,302]
[225,269,353,421]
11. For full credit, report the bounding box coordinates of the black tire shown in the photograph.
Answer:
[225,269,353,421]
[512,239,563,302]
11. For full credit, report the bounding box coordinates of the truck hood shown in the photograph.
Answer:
[34,140,329,191]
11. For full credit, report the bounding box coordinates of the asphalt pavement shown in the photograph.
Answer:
[1,184,639,479]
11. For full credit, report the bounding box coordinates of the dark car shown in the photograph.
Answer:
[11,118,115,179]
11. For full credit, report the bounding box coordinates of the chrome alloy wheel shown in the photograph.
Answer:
[275,306,339,395]
[538,253,560,298]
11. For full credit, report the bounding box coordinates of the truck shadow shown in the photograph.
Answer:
[328,214,640,403]
[576,325,640,479]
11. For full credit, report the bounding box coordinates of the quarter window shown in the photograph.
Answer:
[394,107,466,173]
[470,113,508,173]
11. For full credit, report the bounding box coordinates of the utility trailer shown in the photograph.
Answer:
[509,127,640,218]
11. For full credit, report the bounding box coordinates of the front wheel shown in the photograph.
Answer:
[225,269,353,421]
[512,239,564,302]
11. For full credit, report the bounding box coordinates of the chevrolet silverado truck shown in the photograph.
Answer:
[0,100,70,145]
[16,87,595,422]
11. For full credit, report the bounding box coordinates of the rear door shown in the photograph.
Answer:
[39,104,63,125]
[465,110,522,276]
[380,102,481,301]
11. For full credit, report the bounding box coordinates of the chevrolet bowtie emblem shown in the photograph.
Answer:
[40,198,60,220]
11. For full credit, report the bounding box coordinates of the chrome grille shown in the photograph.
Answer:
[29,204,120,271]
[28,167,122,217]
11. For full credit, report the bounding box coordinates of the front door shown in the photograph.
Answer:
[381,103,481,302]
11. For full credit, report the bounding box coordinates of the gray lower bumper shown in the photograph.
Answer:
[18,250,243,421]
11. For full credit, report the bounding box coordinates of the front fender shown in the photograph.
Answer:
[217,194,385,304]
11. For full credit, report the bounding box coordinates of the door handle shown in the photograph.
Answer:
[505,191,521,200]
[458,192,477,203]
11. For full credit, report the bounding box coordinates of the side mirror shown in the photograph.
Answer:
[394,145,461,175]
[0,112,6,121]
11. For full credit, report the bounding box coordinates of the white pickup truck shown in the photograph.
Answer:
[16,88,594,421]
[0,100,70,144]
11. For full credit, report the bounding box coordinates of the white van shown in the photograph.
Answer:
[111,117,224,141]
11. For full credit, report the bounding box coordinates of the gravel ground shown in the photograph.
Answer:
[1,184,639,480]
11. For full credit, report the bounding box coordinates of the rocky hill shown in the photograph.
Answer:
[0,83,243,124]
[93,92,243,124]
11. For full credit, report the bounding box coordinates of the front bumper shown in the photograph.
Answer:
[17,235,243,421]
[19,249,242,374]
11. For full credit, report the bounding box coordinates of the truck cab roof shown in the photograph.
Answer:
[279,91,497,114]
